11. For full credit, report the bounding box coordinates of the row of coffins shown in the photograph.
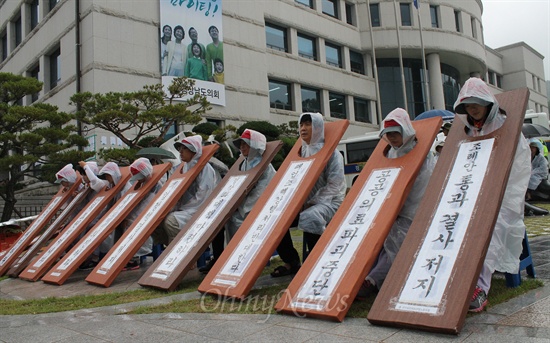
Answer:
[0,88,529,334]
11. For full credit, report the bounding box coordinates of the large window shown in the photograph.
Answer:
[325,42,341,68]
[370,3,380,27]
[48,0,59,14]
[269,80,292,110]
[354,97,371,123]
[345,2,355,25]
[322,0,338,18]
[31,0,40,30]
[441,63,461,111]
[329,92,346,119]
[350,50,365,75]
[296,0,313,8]
[301,86,321,113]
[297,33,317,60]
[49,48,61,89]
[265,23,288,52]
[471,17,477,39]
[14,15,22,47]
[400,3,412,26]
[1,32,7,62]
[430,5,439,28]
[29,65,40,103]
[454,10,462,32]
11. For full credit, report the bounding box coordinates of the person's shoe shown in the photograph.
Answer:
[123,258,141,271]
[78,260,98,271]
[469,286,488,313]
[355,279,377,301]
[199,258,217,274]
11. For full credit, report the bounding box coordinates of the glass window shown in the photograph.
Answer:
[1,32,7,61]
[329,92,346,119]
[265,23,288,52]
[295,0,313,8]
[301,86,321,113]
[487,70,495,86]
[345,3,354,25]
[29,65,40,103]
[322,0,338,18]
[325,42,341,68]
[297,33,317,60]
[31,0,40,30]
[350,50,365,75]
[496,74,502,88]
[400,3,411,26]
[48,0,59,13]
[430,5,439,28]
[454,10,462,32]
[15,15,22,47]
[269,80,292,110]
[354,98,371,123]
[471,18,477,39]
[49,48,60,89]
[370,3,380,27]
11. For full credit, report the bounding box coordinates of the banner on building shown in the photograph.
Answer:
[160,0,225,106]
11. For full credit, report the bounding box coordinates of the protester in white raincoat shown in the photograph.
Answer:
[119,158,163,270]
[527,138,548,193]
[271,112,346,278]
[453,77,530,312]
[201,129,277,273]
[152,135,220,245]
[54,164,78,188]
[77,161,123,269]
[358,108,435,297]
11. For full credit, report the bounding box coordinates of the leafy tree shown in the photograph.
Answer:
[71,77,210,165]
[0,73,92,221]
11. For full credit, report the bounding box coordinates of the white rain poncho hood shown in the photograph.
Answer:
[528,138,548,190]
[454,77,530,275]
[129,158,153,182]
[453,77,502,136]
[239,129,267,170]
[380,108,417,157]
[179,135,203,172]
[226,129,275,238]
[55,164,77,185]
[88,162,121,192]
[171,134,220,228]
[300,112,325,158]
[297,112,346,235]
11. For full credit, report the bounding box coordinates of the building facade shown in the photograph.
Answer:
[0,0,547,146]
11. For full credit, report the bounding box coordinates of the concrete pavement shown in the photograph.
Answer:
[0,236,549,342]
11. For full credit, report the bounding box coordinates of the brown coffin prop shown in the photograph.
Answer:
[7,187,92,277]
[367,89,529,334]
[275,117,442,321]
[18,167,132,282]
[198,120,349,300]
[0,176,83,276]
[139,141,283,291]
[42,163,171,285]
[85,145,218,287]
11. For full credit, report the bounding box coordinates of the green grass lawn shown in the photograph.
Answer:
[0,227,544,316]
[525,202,550,237]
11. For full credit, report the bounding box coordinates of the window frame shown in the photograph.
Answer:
[349,50,365,75]
[400,2,412,26]
[454,10,462,32]
[269,79,293,111]
[31,0,40,30]
[325,42,342,68]
[354,97,371,123]
[322,0,339,19]
[265,22,288,52]
[297,32,317,61]
[370,3,381,27]
[49,47,61,90]
[295,0,313,8]
[430,5,439,28]
[329,91,347,119]
[301,86,321,113]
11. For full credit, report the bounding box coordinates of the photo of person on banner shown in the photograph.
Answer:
[159,0,225,106]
